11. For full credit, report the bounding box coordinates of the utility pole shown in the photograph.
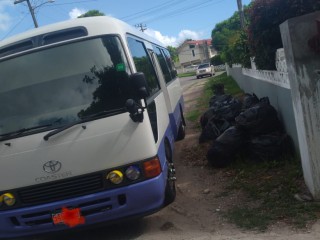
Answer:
[14,0,54,28]
[236,0,245,29]
[135,23,147,32]
[14,0,38,28]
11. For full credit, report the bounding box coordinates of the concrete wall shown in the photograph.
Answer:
[228,67,299,152]
[280,11,320,199]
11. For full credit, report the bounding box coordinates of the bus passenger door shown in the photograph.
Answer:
[150,47,184,141]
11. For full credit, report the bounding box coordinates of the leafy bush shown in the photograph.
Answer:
[247,0,320,70]
[211,8,251,68]
[210,55,224,66]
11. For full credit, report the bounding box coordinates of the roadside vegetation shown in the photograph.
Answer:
[186,73,320,231]
[178,72,196,78]
[212,0,320,70]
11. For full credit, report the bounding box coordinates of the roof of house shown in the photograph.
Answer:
[177,39,212,52]
[187,39,212,45]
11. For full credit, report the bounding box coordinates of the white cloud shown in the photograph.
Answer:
[0,0,12,32]
[0,13,10,31]
[144,29,177,46]
[144,28,203,47]
[178,30,202,41]
[69,8,86,19]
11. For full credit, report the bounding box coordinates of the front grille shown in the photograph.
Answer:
[19,173,104,205]
[15,196,119,227]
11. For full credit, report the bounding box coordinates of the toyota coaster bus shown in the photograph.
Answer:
[0,16,185,238]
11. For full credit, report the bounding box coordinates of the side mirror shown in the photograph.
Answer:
[129,72,149,99]
[125,99,144,123]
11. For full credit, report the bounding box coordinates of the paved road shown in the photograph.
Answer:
[179,72,225,92]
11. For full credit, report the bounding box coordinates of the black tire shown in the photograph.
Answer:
[176,109,186,141]
[197,76,200,79]
[164,139,176,206]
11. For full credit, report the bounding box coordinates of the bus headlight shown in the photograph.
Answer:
[107,170,124,184]
[125,166,141,181]
[2,193,16,206]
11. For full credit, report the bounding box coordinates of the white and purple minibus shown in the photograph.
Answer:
[0,16,185,238]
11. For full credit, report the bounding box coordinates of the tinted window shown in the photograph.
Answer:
[0,36,131,135]
[147,101,158,142]
[153,46,171,84]
[127,38,160,96]
[198,63,210,69]
[162,49,177,80]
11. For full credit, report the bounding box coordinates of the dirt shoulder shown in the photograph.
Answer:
[139,77,320,240]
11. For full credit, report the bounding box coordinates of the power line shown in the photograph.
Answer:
[121,0,189,22]
[1,12,28,40]
[145,0,227,24]
[46,0,97,6]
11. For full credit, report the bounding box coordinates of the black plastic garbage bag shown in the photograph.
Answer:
[199,117,231,143]
[216,126,247,148]
[235,102,281,135]
[200,96,241,129]
[207,142,234,168]
[248,133,292,161]
[206,126,247,167]
[212,83,225,95]
[200,108,215,130]
[215,98,242,122]
[243,93,259,109]
[209,94,232,108]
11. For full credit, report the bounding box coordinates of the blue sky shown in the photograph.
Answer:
[0,0,251,46]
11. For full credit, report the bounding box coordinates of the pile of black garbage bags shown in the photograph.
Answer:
[200,84,292,168]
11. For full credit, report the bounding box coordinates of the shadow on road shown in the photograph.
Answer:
[15,219,147,240]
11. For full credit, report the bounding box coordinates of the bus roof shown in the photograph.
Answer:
[0,16,163,57]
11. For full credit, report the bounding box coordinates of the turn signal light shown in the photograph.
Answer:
[143,158,162,178]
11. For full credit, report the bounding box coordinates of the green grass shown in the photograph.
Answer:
[224,158,320,230]
[185,72,243,123]
[178,72,196,78]
[186,72,320,230]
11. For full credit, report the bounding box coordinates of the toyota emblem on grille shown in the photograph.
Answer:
[43,160,62,173]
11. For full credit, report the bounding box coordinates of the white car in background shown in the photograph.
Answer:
[196,63,215,79]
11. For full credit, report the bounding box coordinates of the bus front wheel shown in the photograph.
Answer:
[164,139,176,206]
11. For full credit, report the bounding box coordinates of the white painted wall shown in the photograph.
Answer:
[280,11,320,199]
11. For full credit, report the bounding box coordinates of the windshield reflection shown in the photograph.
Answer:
[0,36,131,136]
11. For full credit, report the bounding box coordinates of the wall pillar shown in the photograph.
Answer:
[280,11,320,199]
[225,63,230,76]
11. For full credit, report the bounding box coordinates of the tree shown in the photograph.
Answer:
[78,10,105,18]
[247,0,320,70]
[167,46,178,63]
[210,55,224,66]
[211,9,251,67]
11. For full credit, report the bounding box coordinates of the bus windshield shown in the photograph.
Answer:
[0,36,131,136]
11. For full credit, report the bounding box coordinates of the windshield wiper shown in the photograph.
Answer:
[0,124,53,141]
[43,108,126,141]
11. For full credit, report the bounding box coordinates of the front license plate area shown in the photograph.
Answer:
[52,207,85,227]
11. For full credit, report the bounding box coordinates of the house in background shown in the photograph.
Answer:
[176,39,217,70]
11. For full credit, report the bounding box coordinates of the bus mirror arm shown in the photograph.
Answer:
[125,99,146,123]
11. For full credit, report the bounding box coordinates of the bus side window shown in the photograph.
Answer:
[162,49,177,80]
[153,46,172,84]
[127,37,160,97]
